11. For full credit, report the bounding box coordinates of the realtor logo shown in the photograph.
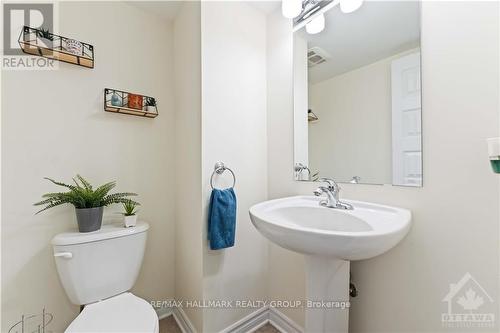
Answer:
[8,308,53,333]
[2,2,57,69]
[3,3,54,55]
[442,272,495,328]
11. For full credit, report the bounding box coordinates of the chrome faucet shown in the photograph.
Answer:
[314,178,353,210]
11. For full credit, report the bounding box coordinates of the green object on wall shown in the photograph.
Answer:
[490,159,500,173]
[487,138,500,173]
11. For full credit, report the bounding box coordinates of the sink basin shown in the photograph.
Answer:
[249,196,411,333]
[249,196,411,260]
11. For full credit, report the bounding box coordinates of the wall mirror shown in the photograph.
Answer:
[293,1,422,186]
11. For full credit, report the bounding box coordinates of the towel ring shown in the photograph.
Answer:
[210,162,236,190]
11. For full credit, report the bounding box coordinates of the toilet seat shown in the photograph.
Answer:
[65,292,159,333]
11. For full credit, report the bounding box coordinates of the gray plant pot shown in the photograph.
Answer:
[75,207,103,232]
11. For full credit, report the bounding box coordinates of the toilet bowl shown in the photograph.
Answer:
[52,221,158,332]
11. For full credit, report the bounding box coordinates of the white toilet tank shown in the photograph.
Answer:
[51,221,149,305]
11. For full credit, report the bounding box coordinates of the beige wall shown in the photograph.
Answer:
[1,2,175,332]
[267,1,499,331]
[201,2,269,332]
[308,49,418,184]
[173,2,204,332]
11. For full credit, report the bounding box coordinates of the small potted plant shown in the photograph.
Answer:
[34,175,138,233]
[122,199,140,228]
[37,28,54,48]
[145,97,157,113]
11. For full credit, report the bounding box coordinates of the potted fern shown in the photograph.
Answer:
[37,28,53,48]
[122,200,139,228]
[34,175,138,233]
[144,97,156,113]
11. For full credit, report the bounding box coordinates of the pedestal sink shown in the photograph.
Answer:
[249,196,411,333]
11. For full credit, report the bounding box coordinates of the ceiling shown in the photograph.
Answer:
[128,1,280,21]
[298,1,420,84]
[248,1,281,15]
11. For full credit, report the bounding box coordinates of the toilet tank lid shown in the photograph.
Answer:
[51,221,149,246]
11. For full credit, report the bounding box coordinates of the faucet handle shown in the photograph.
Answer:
[318,177,339,190]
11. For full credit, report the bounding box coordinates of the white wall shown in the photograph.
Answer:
[1,3,175,332]
[173,2,204,332]
[201,2,269,332]
[308,50,418,184]
[267,1,499,331]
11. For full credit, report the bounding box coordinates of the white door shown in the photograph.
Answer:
[391,52,422,186]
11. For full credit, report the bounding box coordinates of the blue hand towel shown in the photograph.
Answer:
[208,188,237,250]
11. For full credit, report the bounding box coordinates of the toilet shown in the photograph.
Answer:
[51,221,158,333]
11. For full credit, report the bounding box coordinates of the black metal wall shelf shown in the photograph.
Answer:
[104,88,158,118]
[18,26,94,68]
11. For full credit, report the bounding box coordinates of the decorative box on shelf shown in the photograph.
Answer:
[104,88,158,118]
[18,26,94,68]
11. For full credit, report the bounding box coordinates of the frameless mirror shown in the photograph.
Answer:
[293,1,422,186]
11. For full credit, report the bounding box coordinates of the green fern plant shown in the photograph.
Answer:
[34,175,138,214]
[145,97,156,107]
[122,199,139,216]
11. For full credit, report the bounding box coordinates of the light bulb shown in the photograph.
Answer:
[306,14,325,34]
[340,0,363,14]
[282,0,302,19]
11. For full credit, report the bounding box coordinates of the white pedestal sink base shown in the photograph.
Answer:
[305,257,350,333]
[249,197,411,332]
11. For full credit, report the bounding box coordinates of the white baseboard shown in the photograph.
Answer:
[219,306,269,333]
[155,305,302,333]
[154,304,197,333]
[155,304,173,320]
[268,307,303,333]
[219,306,303,333]
[173,306,198,333]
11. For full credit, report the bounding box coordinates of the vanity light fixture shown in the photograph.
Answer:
[282,0,303,19]
[286,0,364,33]
[306,13,325,34]
[339,0,363,13]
